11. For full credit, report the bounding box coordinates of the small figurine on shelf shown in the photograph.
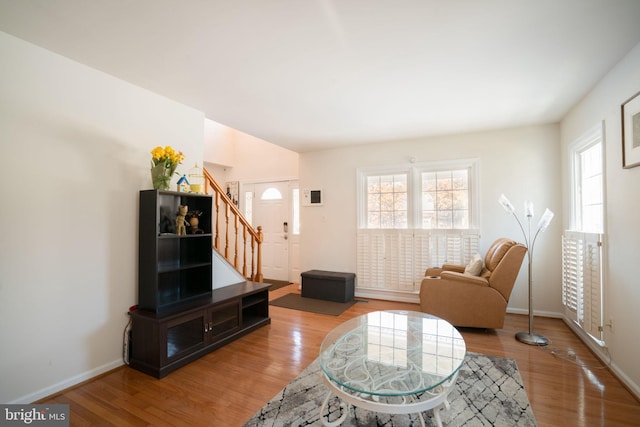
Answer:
[175,205,188,236]
[189,163,204,194]
[187,210,204,234]
[176,175,190,193]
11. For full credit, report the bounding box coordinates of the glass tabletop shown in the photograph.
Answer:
[319,310,466,396]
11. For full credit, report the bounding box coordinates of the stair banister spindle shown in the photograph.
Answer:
[256,226,263,282]
[233,215,239,268]
[214,192,220,250]
[224,202,230,259]
[202,168,263,282]
[242,224,248,277]
[251,234,256,281]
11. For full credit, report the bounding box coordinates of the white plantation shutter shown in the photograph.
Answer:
[582,233,603,340]
[562,231,603,341]
[356,231,385,290]
[413,232,432,283]
[449,230,480,264]
[357,229,480,293]
[562,235,580,322]
[394,231,416,291]
[430,234,449,267]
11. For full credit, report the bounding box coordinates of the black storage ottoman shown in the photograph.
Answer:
[301,270,355,303]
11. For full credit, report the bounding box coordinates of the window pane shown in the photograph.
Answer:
[261,187,282,200]
[577,142,603,233]
[368,211,380,228]
[394,192,407,211]
[365,173,407,229]
[393,176,407,192]
[422,172,436,191]
[437,210,452,228]
[452,190,468,209]
[421,169,469,229]
[423,192,435,210]
[453,210,469,228]
[582,145,602,175]
[368,176,380,192]
[380,211,394,228]
[582,175,602,205]
[394,210,408,228]
[380,175,394,192]
[381,192,394,211]
[422,211,436,228]
[436,191,452,210]
[583,205,603,233]
[437,172,452,191]
[292,188,300,235]
[452,170,467,189]
[368,193,380,211]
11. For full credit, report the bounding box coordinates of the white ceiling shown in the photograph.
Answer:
[2,1,640,153]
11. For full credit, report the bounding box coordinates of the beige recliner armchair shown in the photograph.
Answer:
[419,238,527,329]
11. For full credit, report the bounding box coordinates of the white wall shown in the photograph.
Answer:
[204,118,235,168]
[561,41,640,396]
[204,125,298,184]
[0,31,205,403]
[299,124,562,314]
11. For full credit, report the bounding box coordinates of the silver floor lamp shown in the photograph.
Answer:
[499,194,554,346]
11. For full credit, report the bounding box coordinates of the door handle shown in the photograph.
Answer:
[283,221,288,240]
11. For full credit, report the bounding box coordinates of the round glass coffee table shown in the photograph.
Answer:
[319,311,466,427]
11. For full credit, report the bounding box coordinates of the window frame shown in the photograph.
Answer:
[569,122,605,233]
[357,158,479,230]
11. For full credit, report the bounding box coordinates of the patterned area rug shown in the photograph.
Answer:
[244,352,537,426]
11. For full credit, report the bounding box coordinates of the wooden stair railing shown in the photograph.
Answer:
[203,168,263,282]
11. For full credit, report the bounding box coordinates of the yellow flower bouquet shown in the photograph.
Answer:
[150,145,185,190]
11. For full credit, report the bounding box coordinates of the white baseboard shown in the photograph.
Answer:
[562,317,640,401]
[10,359,124,404]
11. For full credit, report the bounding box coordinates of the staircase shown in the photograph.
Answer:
[203,168,263,282]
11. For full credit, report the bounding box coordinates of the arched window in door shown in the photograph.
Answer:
[261,187,283,200]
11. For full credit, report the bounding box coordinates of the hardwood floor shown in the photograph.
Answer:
[43,284,640,426]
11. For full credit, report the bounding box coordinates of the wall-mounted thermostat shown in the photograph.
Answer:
[302,189,323,206]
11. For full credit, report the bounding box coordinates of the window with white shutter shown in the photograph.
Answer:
[357,229,480,293]
[562,231,603,341]
[356,160,479,294]
[563,123,605,344]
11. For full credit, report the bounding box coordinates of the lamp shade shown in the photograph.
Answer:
[524,200,534,218]
[537,208,554,232]
[498,194,515,214]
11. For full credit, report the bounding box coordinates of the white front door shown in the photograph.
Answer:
[252,181,290,281]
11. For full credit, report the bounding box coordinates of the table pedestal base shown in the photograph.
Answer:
[320,371,458,427]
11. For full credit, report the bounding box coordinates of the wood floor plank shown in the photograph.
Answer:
[40,284,640,426]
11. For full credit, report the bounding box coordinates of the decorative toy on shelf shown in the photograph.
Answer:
[176,175,190,193]
[187,210,204,234]
[189,163,204,194]
[175,205,188,236]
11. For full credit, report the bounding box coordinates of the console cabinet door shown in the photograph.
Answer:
[160,309,207,365]
[207,299,241,343]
